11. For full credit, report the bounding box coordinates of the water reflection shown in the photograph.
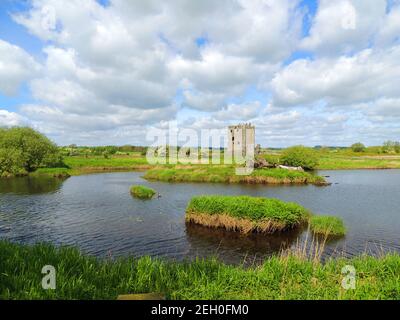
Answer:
[185,222,307,265]
[0,176,67,195]
[0,170,399,264]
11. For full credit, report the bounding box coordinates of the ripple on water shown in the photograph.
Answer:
[0,170,399,265]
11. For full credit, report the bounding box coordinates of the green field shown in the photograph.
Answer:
[1,241,399,300]
[317,154,400,170]
[29,148,400,180]
[263,148,400,170]
[34,155,151,177]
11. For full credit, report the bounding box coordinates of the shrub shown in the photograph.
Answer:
[382,141,400,154]
[351,142,366,152]
[310,216,346,236]
[262,154,280,166]
[280,146,319,170]
[0,127,62,176]
[130,185,156,199]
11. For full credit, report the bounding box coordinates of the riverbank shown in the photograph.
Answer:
[31,155,153,177]
[1,241,399,300]
[263,150,400,170]
[317,155,400,170]
[10,153,400,179]
[144,166,328,185]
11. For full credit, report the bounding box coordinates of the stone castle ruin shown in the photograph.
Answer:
[227,123,255,159]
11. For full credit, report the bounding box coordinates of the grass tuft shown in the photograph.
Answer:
[186,195,310,233]
[130,185,156,199]
[310,216,346,236]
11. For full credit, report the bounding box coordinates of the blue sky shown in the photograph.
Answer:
[0,0,399,146]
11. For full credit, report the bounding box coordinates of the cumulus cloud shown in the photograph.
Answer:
[215,102,263,121]
[301,0,387,55]
[1,0,399,146]
[0,40,40,96]
[0,109,28,127]
[272,46,400,107]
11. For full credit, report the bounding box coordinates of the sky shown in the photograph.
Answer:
[0,0,399,147]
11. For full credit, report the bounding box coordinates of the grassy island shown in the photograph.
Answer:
[130,185,156,199]
[310,216,346,236]
[186,195,310,233]
[144,166,328,185]
[1,241,399,300]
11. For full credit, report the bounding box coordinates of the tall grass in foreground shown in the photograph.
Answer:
[0,241,399,300]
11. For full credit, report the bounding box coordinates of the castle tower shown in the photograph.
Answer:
[227,123,255,158]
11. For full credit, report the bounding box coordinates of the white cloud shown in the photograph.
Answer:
[376,4,400,45]
[0,39,40,96]
[0,109,28,127]
[301,0,387,55]
[2,0,400,146]
[215,102,263,121]
[272,46,400,107]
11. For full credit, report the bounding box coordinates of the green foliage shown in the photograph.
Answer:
[187,195,310,226]
[280,146,319,170]
[382,141,400,154]
[310,216,346,236]
[130,185,156,199]
[0,147,26,177]
[351,142,366,152]
[60,145,147,157]
[1,241,399,300]
[0,127,62,176]
[261,154,280,166]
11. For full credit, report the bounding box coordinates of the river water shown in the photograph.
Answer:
[1,170,399,264]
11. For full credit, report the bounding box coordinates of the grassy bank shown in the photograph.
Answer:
[26,151,400,179]
[130,185,156,199]
[31,155,152,177]
[186,195,310,233]
[310,216,346,236]
[144,166,327,185]
[262,148,400,170]
[317,154,400,170]
[1,241,399,300]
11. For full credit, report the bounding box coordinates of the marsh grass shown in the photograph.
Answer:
[130,185,156,199]
[310,216,346,237]
[186,195,310,233]
[144,166,327,185]
[1,240,399,300]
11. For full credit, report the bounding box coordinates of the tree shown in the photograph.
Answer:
[382,140,400,154]
[351,142,366,153]
[0,127,62,176]
[280,146,319,170]
[395,142,400,154]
